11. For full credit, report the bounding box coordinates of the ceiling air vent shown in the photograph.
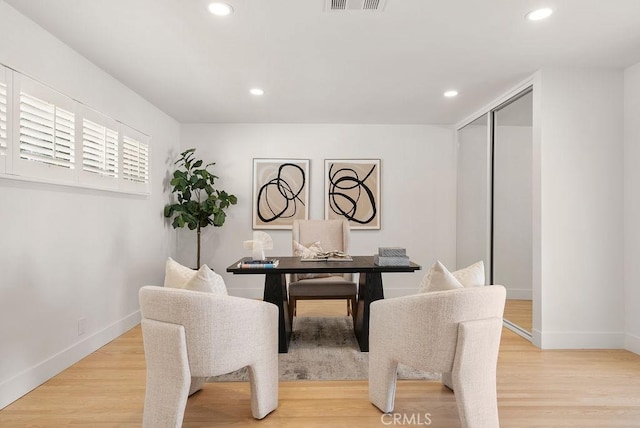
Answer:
[326,0,387,12]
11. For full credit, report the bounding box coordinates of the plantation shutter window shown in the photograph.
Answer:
[19,93,75,168]
[13,75,77,182]
[0,65,9,173]
[0,81,7,155]
[120,125,150,193]
[1,66,150,194]
[123,135,149,183]
[77,107,121,190]
[82,118,118,177]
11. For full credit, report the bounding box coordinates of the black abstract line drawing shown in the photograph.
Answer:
[326,160,380,229]
[257,163,305,222]
[254,159,309,229]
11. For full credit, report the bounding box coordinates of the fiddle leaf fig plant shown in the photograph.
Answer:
[164,148,238,268]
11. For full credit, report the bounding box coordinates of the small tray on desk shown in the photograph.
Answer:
[300,256,353,262]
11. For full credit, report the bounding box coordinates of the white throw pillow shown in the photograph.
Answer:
[293,240,332,280]
[452,260,485,287]
[164,257,228,295]
[293,240,324,258]
[183,264,228,295]
[419,261,464,293]
[164,257,197,288]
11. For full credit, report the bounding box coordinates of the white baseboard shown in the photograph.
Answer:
[0,310,141,410]
[625,333,640,355]
[537,329,624,349]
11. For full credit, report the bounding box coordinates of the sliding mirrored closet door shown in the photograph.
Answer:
[456,113,491,277]
[493,89,533,337]
[456,87,533,340]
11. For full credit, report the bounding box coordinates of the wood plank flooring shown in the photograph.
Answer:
[504,299,532,333]
[1,300,640,427]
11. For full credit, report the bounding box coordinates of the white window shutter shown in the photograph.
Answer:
[2,69,149,194]
[78,106,120,189]
[19,93,75,168]
[0,81,7,156]
[0,65,9,173]
[120,125,150,194]
[13,74,77,182]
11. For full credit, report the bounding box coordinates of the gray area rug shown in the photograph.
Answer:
[209,316,439,382]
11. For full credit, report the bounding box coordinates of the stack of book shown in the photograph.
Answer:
[374,247,410,266]
[237,259,279,269]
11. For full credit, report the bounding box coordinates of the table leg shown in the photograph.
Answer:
[354,272,384,352]
[264,273,291,353]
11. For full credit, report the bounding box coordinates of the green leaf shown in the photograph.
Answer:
[213,211,226,227]
[172,214,185,228]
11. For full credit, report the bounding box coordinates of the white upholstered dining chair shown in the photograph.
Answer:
[369,285,506,428]
[139,285,279,427]
[288,219,358,323]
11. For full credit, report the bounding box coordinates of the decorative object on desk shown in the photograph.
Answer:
[243,231,274,260]
[293,240,324,259]
[300,250,353,262]
[292,240,332,278]
[238,259,280,269]
[374,247,410,266]
[325,159,381,229]
[378,247,406,257]
[164,149,238,268]
[253,158,309,229]
[209,316,438,381]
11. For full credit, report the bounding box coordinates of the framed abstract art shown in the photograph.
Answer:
[253,159,309,229]
[325,159,381,230]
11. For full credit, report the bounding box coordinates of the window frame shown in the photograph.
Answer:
[0,65,151,196]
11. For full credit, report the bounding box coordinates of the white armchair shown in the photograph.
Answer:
[369,285,506,428]
[139,285,279,427]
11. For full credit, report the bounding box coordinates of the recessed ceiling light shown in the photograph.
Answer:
[526,7,553,21]
[444,90,458,98]
[250,88,264,96]
[208,2,233,16]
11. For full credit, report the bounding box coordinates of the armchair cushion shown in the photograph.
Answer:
[184,265,227,295]
[164,257,196,288]
[164,257,227,295]
[452,260,485,287]
[419,260,485,293]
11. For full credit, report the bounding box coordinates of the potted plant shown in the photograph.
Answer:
[164,148,238,268]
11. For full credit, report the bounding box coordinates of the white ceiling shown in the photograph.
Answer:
[5,0,640,125]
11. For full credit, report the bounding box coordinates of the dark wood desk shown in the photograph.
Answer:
[227,256,421,353]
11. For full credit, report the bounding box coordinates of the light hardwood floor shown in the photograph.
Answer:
[504,299,532,333]
[2,300,640,427]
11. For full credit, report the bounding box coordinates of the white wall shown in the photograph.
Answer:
[0,2,180,408]
[624,61,640,354]
[535,68,624,349]
[179,124,456,298]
